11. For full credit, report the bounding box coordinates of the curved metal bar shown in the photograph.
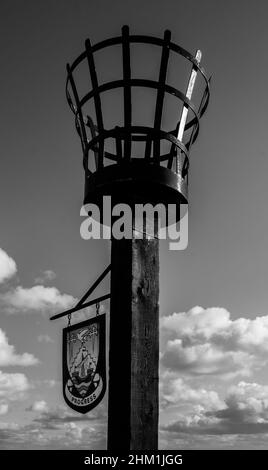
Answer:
[74,77,200,172]
[71,76,201,174]
[88,145,188,166]
[86,126,188,153]
[68,78,210,142]
[83,126,189,174]
[67,31,209,88]
[78,79,199,127]
[66,26,211,182]
[66,64,88,155]
[65,31,210,124]
[66,79,209,137]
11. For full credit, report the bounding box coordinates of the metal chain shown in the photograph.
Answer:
[96,302,100,316]
[68,313,72,327]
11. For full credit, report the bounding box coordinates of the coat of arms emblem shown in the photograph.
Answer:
[62,314,106,413]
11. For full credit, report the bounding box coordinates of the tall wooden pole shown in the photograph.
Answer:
[108,234,159,450]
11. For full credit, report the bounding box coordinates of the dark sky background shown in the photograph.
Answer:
[1,0,268,450]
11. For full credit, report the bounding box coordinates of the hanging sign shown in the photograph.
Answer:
[62,314,106,414]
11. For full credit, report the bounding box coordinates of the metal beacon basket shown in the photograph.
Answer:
[66,26,210,210]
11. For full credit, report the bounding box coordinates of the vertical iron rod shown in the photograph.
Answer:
[122,25,132,161]
[153,30,171,163]
[85,38,105,170]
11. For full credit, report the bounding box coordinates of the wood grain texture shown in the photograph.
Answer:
[108,236,159,450]
[131,238,159,449]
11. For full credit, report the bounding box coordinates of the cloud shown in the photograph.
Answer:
[70,306,96,325]
[159,431,268,450]
[0,404,8,415]
[162,381,268,436]
[161,340,255,378]
[0,404,107,450]
[37,335,54,344]
[34,270,56,284]
[33,379,58,388]
[160,307,268,442]
[0,330,37,415]
[33,404,106,429]
[0,371,30,398]
[0,420,106,450]
[160,372,224,411]
[1,285,76,314]
[207,381,268,434]
[42,379,57,388]
[0,249,76,316]
[0,328,38,366]
[161,306,268,378]
[0,248,17,284]
[27,400,49,413]
[0,371,31,403]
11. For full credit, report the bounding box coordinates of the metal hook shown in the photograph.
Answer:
[96,302,100,316]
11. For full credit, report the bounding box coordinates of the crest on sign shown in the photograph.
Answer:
[62,315,106,414]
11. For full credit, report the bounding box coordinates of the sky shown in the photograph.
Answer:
[1,0,268,450]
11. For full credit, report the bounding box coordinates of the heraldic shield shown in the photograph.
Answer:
[62,314,106,414]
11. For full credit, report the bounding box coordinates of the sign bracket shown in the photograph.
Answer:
[50,264,111,321]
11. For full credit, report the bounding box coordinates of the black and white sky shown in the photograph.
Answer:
[1,0,268,450]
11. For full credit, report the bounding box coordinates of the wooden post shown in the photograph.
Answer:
[108,235,159,450]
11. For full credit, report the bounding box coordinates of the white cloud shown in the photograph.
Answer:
[161,306,230,338]
[161,372,224,411]
[43,379,57,388]
[37,335,54,344]
[33,379,58,388]
[70,306,95,325]
[34,270,56,284]
[0,248,17,284]
[160,308,268,439]
[0,404,107,449]
[0,370,30,400]
[219,381,268,424]
[0,328,38,366]
[1,285,76,314]
[0,422,19,430]
[162,340,256,378]
[162,380,268,436]
[0,418,106,450]
[29,400,49,413]
[63,422,84,441]
[0,404,8,415]
[33,403,106,427]
[161,306,268,378]
[0,330,37,415]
